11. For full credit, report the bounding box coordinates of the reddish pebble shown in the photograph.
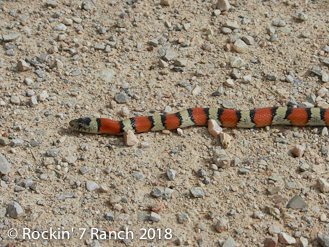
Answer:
[264,237,278,247]
[150,203,165,213]
[291,145,305,157]
[278,98,288,104]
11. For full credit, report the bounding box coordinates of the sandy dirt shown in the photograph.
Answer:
[0,0,329,246]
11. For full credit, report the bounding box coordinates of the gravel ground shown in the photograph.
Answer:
[0,0,329,246]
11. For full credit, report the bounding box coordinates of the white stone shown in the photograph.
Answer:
[10,96,20,105]
[96,69,115,83]
[150,212,161,222]
[24,78,33,85]
[233,39,248,53]
[164,106,171,114]
[322,73,329,83]
[119,107,129,117]
[268,225,280,235]
[63,156,77,164]
[30,96,38,106]
[46,0,59,7]
[192,85,201,96]
[229,56,246,68]
[86,181,99,191]
[243,74,252,83]
[317,88,328,97]
[317,178,329,193]
[299,237,308,247]
[278,233,296,245]
[224,20,239,29]
[124,130,138,147]
[62,18,73,26]
[214,9,221,16]
[158,59,168,68]
[0,153,11,175]
[241,35,254,45]
[53,23,67,31]
[321,127,328,136]
[55,59,64,69]
[183,23,190,31]
[224,78,234,87]
[140,142,150,148]
[208,119,222,137]
[72,17,82,23]
[177,128,184,136]
[38,91,48,102]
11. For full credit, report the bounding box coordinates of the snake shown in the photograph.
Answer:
[69,107,329,134]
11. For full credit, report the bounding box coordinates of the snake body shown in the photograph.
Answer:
[69,107,329,134]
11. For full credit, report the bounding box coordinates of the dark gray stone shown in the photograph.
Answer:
[286,195,307,209]
[115,92,128,103]
[105,212,114,221]
[151,187,164,197]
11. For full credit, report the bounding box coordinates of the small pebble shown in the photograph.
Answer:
[53,23,67,31]
[264,237,278,247]
[190,187,204,198]
[233,39,248,53]
[278,233,296,245]
[216,0,231,11]
[160,0,173,6]
[298,12,308,21]
[124,130,138,147]
[150,212,161,222]
[166,169,177,180]
[215,218,228,232]
[115,92,128,103]
[177,213,189,224]
[208,119,222,137]
[286,195,307,209]
[291,145,305,157]
[7,202,23,219]
[151,187,165,198]
[317,178,329,193]
[86,181,99,191]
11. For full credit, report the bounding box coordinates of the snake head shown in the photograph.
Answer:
[69,118,99,133]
